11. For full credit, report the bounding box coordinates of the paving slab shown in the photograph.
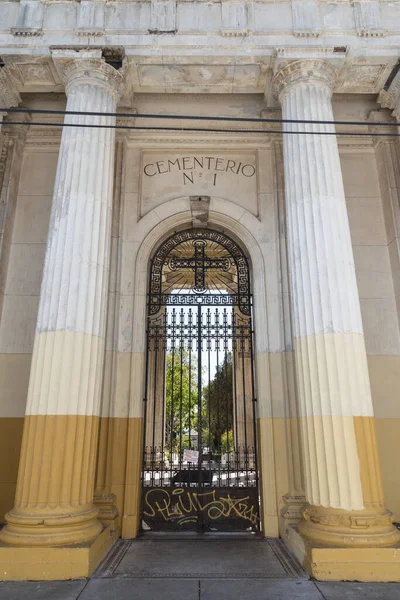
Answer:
[112,538,292,578]
[199,579,324,599]
[0,580,86,600]
[315,581,400,600]
[80,578,199,600]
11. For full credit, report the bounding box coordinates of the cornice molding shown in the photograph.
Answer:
[11,27,42,37]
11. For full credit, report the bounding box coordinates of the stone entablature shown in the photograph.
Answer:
[0,50,398,100]
[0,0,399,45]
[0,0,398,39]
[0,0,399,98]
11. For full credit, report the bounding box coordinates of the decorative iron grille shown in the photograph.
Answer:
[142,229,259,533]
[148,229,251,316]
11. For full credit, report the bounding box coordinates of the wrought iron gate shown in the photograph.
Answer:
[141,229,259,533]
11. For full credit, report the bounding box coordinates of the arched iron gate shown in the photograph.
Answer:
[141,229,259,533]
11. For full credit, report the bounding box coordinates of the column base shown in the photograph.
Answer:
[299,504,400,547]
[0,506,103,547]
[281,493,306,523]
[94,493,119,523]
[0,517,120,581]
[280,493,307,540]
[286,524,400,582]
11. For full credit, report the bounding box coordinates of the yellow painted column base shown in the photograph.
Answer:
[0,507,103,547]
[286,525,400,582]
[94,493,119,523]
[0,518,120,581]
[298,504,400,547]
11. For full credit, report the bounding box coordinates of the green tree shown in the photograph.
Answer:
[165,348,198,454]
[202,352,234,454]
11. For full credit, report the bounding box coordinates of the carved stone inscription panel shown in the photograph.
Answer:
[140,151,258,216]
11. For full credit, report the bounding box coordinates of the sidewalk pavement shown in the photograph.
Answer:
[1,578,400,600]
[0,537,399,599]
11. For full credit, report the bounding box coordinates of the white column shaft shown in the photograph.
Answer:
[277,61,374,511]
[26,61,122,418]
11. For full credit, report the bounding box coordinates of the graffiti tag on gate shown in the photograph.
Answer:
[143,487,258,526]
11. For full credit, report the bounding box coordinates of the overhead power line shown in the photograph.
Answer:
[0,106,398,128]
[3,119,400,137]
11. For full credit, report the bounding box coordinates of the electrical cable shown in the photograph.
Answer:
[3,119,400,137]
[0,106,398,128]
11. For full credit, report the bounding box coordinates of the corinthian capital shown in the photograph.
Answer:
[378,68,400,122]
[64,59,124,101]
[0,66,22,109]
[51,51,124,102]
[273,59,338,102]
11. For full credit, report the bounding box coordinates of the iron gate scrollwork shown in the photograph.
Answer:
[148,229,251,316]
[141,229,259,533]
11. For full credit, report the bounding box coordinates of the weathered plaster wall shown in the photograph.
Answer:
[342,145,400,519]
[372,136,400,522]
[0,112,58,520]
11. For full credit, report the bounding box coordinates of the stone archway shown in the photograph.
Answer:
[120,197,281,539]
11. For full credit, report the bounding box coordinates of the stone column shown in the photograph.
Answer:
[0,113,31,333]
[273,141,307,529]
[0,58,123,546]
[273,59,400,547]
[93,139,124,522]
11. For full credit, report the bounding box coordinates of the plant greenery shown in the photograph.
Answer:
[165,349,234,456]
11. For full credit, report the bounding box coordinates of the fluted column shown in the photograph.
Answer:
[274,59,400,547]
[273,141,306,529]
[0,58,123,547]
[93,139,124,522]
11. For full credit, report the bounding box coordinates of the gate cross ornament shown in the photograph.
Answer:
[169,239,231,293]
